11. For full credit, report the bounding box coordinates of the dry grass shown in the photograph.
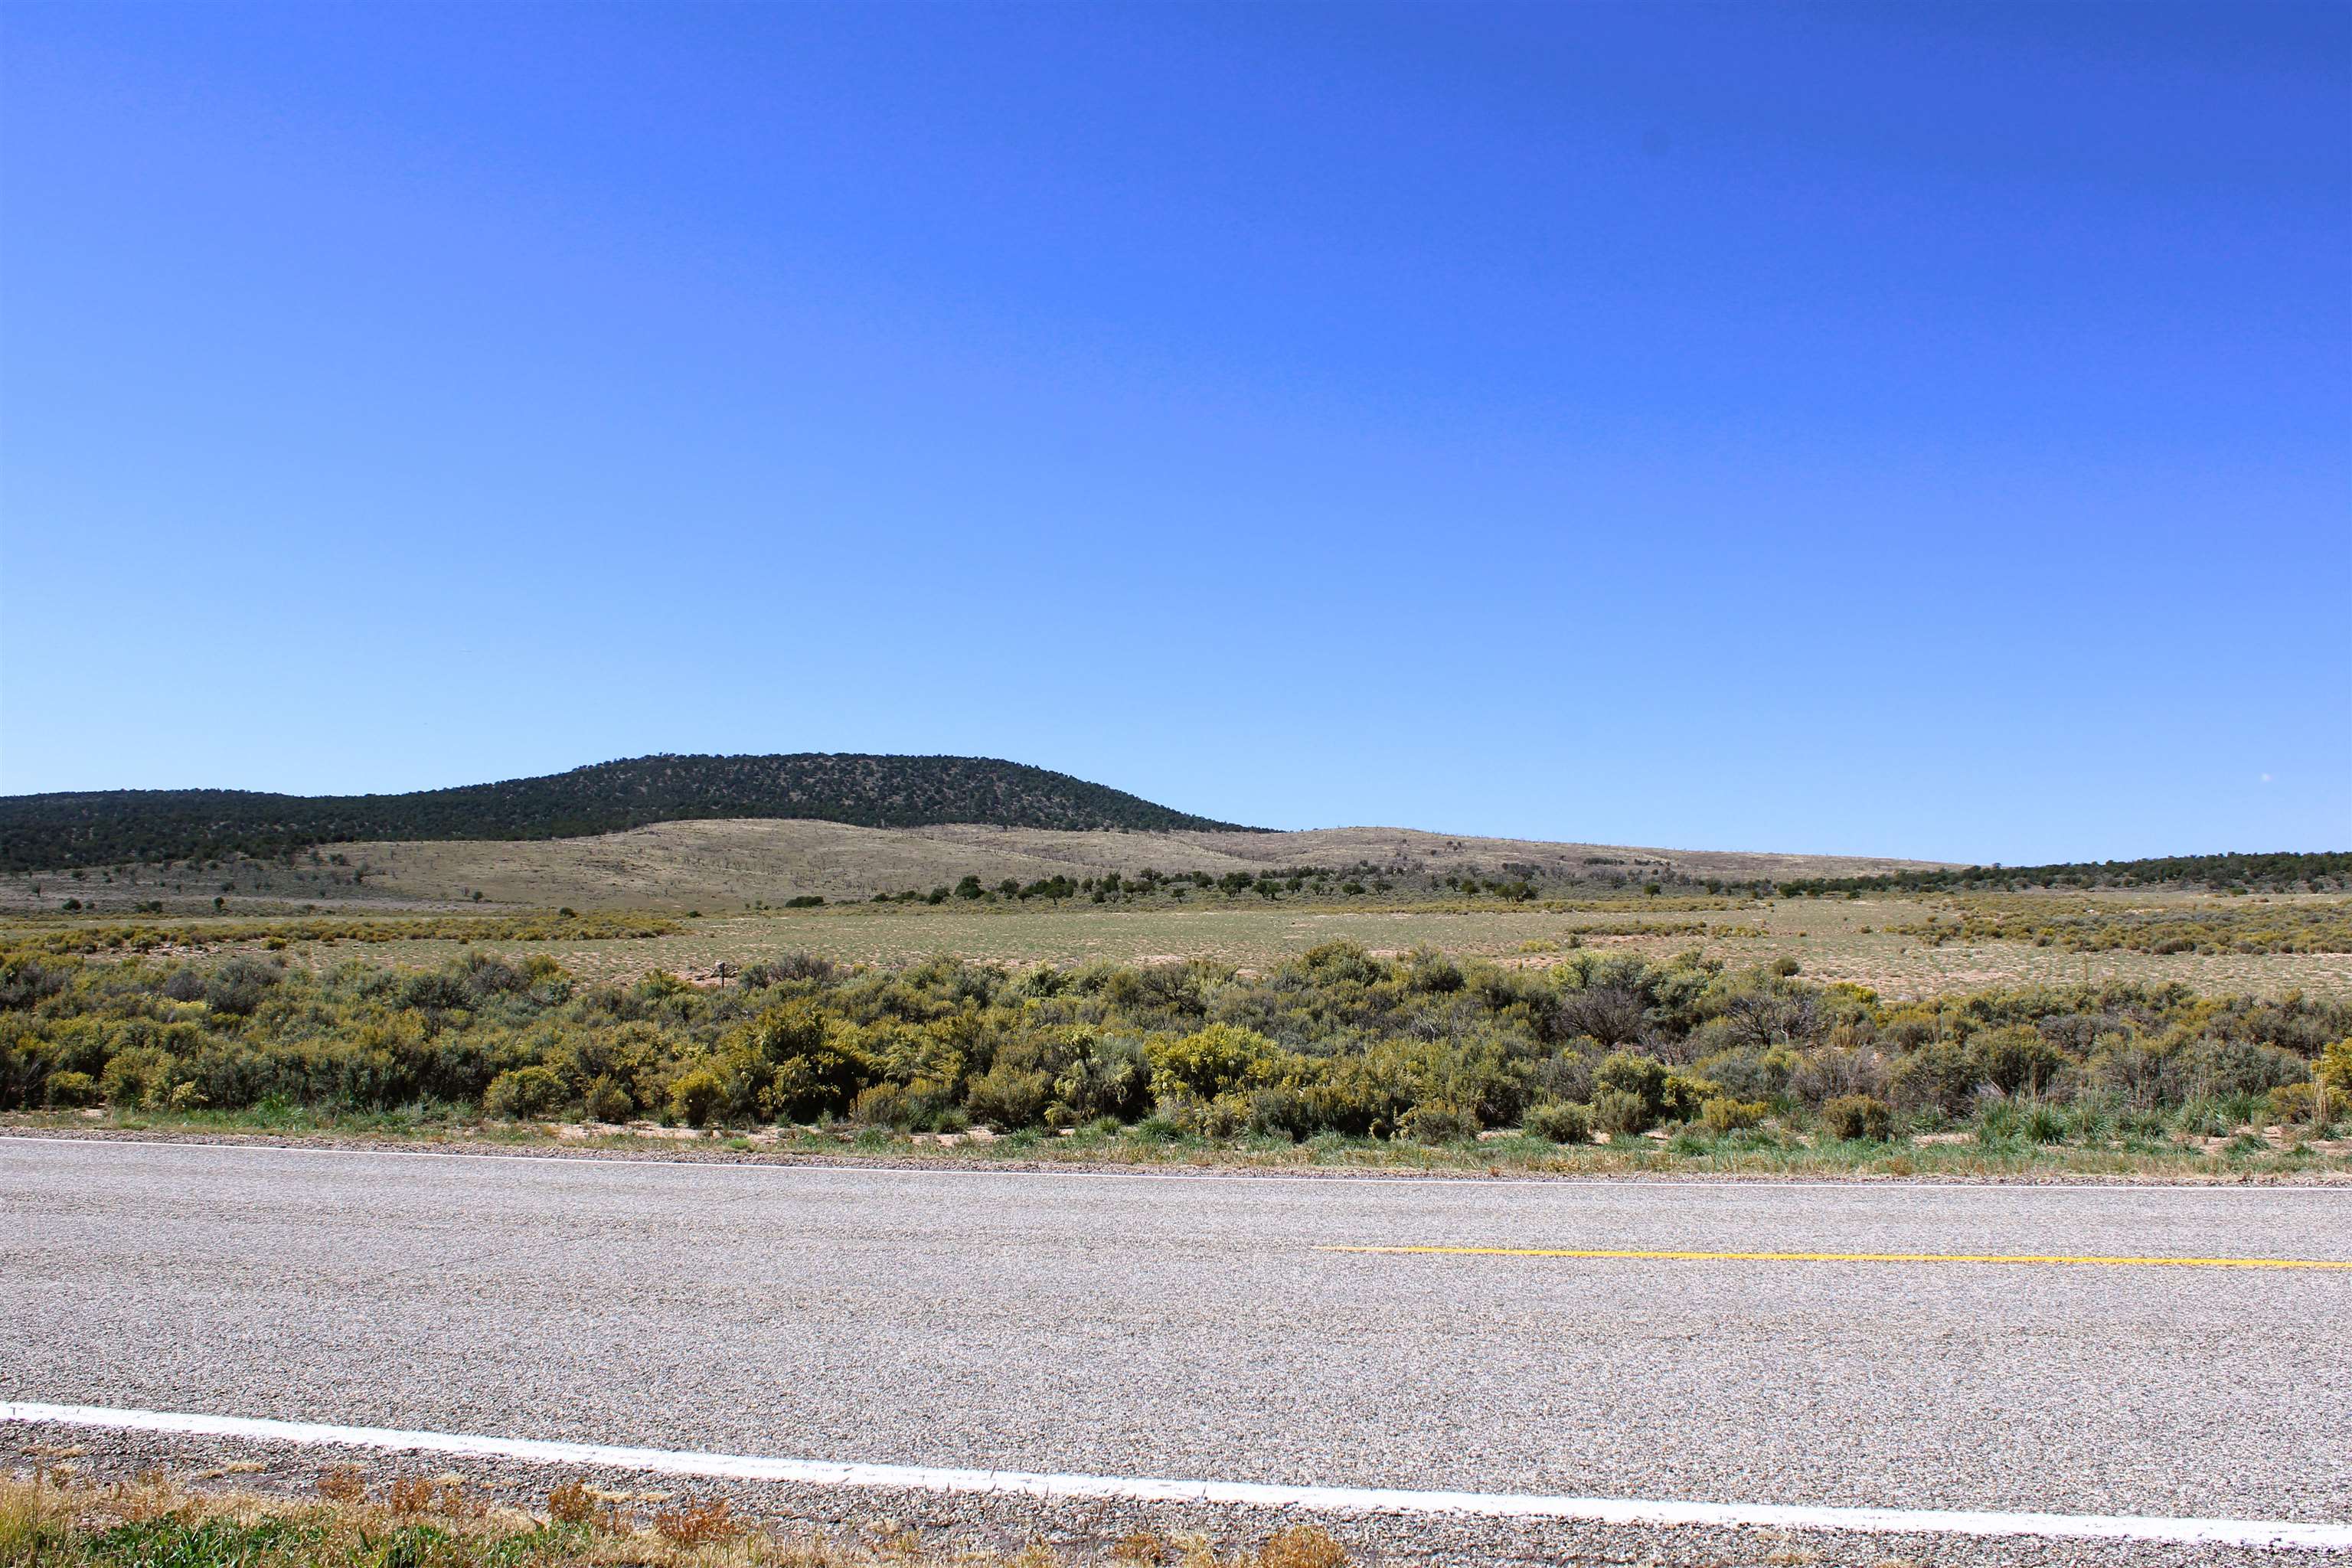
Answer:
[1749,891,2352,999]
[201,819,1947,912]
[7,891,2347,1003]
[1893,890,2352,954]
[0,1467,1364,1568]
[206,890,2352,1001]
[9,861,2348,1004]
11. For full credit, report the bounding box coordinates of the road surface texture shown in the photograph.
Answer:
[4,1136,2347,1565]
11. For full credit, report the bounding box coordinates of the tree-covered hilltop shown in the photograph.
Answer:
[0,753,1263,871]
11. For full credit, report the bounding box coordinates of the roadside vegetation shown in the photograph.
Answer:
[5,934,2345,1177]
[0,1468,1351,1568]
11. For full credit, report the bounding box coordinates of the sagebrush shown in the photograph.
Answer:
[4,938,2343,1143]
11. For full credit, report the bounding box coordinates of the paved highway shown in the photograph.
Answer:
[3,1138,2346,1530]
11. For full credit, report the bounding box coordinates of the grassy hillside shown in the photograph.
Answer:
[323,821,1949,910]
[0,816,1955,916]
[0,753,1257,871]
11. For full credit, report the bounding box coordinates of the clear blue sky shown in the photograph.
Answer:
[3,2,2345,864]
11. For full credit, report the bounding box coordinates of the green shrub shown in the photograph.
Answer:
[1047,1033,1152,1124]
[2265,1082,2315,1125]
[1243,1084,1316,1140]
[583,1074,634,1123]
[483,1066,568,1119]
[1970,1025,2071,1098]
[1592,1087,1655,1137]
[1820,1095,1893,1142]
[44,1070,98,1108]
[1147,1024,1282,1101]
[1295,1051,1414,1138]
[966,1061,1052,1129]
[742,1006,874,1121]
[1593,1052,1670,1116]
[99,1047,178,1109]
[668,1067,725,1128]
[848,1082,906,1126]
[1659,1073,1721,1123]
[1693,1046,1796,1103]
[1171,1092,1252,1138]
[1589,1049,1726,1131]
[201,956,284,1018]
[1394,1100,1480,1144]
[2318,1039,2352,1096]
[1700,1096,1766,1134]
[1889,1040,1981,1116]
[1523,1099,1593,1145]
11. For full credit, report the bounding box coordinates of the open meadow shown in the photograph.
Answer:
[8,815,2341,1001]
[20,887,2338,1001]
[0,817,1952,916]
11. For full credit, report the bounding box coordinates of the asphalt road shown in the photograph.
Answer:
[4,1138,2347,1527]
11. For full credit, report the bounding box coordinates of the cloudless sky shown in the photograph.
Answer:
[2,2,2346,863]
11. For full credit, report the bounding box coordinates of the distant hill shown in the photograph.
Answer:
[0,753,1261,871]
[237,819,1955,912]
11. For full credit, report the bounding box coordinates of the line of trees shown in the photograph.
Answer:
[1769,851,2352,899]
[841,864,1397,907]
[0,753,1264,871]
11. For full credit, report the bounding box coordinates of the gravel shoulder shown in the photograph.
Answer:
[8,1122,2348,1185]
[5,1423,2331,1568]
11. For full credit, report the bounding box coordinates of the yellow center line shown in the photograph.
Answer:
[1316,1244,2352,1270]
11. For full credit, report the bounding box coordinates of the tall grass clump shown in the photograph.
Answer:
[0,1470,1360,1568]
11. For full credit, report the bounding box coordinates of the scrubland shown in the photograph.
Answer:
[6,891,2347,1178]
[16,887,2339,1000]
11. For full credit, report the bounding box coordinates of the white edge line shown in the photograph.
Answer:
[5,1403,2347,1551]
[4,1133,2346,1194]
